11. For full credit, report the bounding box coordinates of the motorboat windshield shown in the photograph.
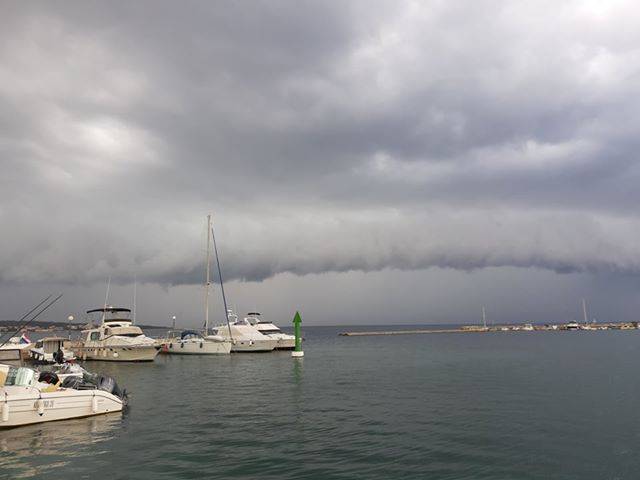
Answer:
[86,307,132,324]
[180,330,204,340]
[4,367,37,387]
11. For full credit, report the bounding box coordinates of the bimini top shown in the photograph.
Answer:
[246,312,261,316]
[180,330,204,340]
[86,307,132,314]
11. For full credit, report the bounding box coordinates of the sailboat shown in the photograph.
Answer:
[161,215,232,355]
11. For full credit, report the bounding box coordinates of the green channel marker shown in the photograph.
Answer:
[292,311,304,357]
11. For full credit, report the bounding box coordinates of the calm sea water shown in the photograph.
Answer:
[2,326,640,479]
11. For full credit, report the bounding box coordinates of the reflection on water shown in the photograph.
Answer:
[0,413,123,479]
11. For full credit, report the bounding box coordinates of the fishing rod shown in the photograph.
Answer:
[0,294,63,348]
[211,222,233,343]
[0,294,53,346]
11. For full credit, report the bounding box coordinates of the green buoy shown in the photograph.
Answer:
[291,311,304,357]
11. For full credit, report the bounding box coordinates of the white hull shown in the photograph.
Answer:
[29,349,76,364]
[0,387,123,428]
[274,337,296,350]
[162,339,231,355]
[79,345,159,362]
[231,338,278,352]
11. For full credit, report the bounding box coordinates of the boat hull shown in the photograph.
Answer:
[79,345,159,362]
[161,339,231,355]
[0,388,123,428]
[230,338,278,352]
[273,337,296,350]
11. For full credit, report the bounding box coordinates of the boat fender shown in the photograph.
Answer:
[92,393,98,413]
[113,352,119,358]
[2,393,8,422]
[36,395,44,416]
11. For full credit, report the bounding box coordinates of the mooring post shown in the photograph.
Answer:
[291,311,304,357]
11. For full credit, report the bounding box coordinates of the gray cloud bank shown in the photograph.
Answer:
[1,1,640,288]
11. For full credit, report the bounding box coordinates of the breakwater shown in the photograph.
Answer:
[339,322,640,336]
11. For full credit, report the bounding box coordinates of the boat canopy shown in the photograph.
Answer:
[86,307,132,314]
[247,312,261,316]
[181,330,204,340]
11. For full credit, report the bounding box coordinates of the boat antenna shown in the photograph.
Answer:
[204,214,212,333]
[0,294,63,348]
[133,274,137,325]
[211,217,233,342]
[102,276,111,323]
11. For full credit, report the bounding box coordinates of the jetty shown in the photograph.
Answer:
[339,322,640,337]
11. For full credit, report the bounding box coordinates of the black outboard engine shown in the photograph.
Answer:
[61,376,83,389]
[97,375,128,404]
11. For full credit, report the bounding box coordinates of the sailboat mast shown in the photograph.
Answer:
[582,298,588,325]
[102,276,111,323]
[204,214,212,332]
[210,218,234,342]
[133,274,137,325]
[482,306,487,329]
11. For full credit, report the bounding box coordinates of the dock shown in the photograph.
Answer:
[339,322,640,337]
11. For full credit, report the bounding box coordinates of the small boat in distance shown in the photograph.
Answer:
[29,337,76,364]
[79,307,159,362]
[245,313,295,350]
[565,321,580,330]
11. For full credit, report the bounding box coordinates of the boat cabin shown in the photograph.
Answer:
[34,337,67,355]
[83,306,145,341]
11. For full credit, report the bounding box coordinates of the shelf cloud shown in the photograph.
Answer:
[2,1,640,296]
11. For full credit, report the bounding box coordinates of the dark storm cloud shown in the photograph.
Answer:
[2,0,640,287]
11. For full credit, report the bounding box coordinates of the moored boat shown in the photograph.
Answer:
[162,330,231,355]
[214,311,278,352]
[29,337,76,364]
[0,335,32,364]
[0,365,126,428]
[245,312,295,350]
[79,307,159,362]
[161,215,232,355]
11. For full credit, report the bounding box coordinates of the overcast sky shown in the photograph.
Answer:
[2,1,640,326]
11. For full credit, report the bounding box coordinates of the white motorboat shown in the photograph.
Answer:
[29,337,76,364]
[162,330,231,355]
[0,365,126,428]
[0,334,32,364]
[245,312,295,350]
[566,321,580,330]
[79,307,159,362]
[213,311,278,352]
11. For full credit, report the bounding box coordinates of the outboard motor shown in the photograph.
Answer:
[61,376,83,389]
[97,375,128,404]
